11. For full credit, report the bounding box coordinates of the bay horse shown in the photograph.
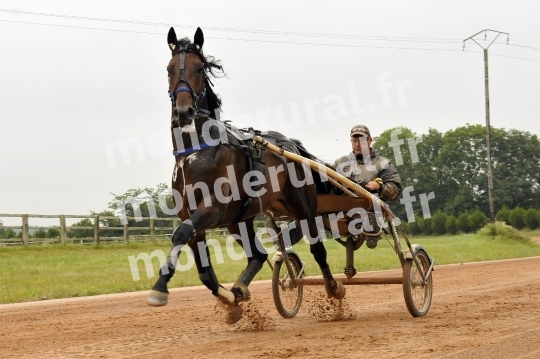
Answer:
[147,27,344,323]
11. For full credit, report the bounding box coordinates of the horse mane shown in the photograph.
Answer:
[177,37,224,119]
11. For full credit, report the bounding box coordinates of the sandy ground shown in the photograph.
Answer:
[1,256,539,359]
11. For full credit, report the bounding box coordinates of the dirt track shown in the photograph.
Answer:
[1,257,539,359]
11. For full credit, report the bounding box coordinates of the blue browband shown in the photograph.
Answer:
[172,139,220,157]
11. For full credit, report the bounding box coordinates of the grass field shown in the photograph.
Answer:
[1,232,539,304]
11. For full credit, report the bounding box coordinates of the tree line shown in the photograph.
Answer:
[373,124,540,224]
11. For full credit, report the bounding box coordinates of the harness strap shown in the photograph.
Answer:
[172,139,220,157]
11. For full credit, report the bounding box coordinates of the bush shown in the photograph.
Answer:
[456,212,470,233]
[407,219,422,235]
[524,208,539,230]
[495,205,511,224]
[47,228,61,238]
[4,228,16,239]
[418,216,432,235]
[509,207,526,230]
[32,228,47,239]
[469,208,488,232]
[445,215,458,235]
[431,211,447,235]
[478,221,531,241]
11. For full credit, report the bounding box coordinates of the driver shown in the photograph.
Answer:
[333,124,402,201]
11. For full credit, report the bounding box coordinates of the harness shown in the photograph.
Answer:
[171,121,270,222]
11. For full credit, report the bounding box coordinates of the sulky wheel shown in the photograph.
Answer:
[403,249,433,317]
[272,254,303,318]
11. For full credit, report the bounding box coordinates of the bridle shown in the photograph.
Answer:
[168,42,210,121]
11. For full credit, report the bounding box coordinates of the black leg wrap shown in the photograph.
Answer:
[152,265,175,293]
[171,221,197,246]
[199,266,220,294]
[320,266,334,282]
[235,256,266,287]
[286,222,304,246]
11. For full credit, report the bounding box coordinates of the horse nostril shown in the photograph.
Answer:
[187,107,195,119]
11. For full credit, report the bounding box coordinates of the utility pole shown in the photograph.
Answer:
[463,29,509,223]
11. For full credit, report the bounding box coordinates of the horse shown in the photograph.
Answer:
[147,27,344,324]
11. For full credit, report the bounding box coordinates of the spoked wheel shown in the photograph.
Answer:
[403,249,433,317]
[272,254,303,318]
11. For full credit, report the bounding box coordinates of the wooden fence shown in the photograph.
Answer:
[0,214,177,246]
[0,214,248,246]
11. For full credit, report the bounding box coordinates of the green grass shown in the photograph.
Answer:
[1,232,539,304]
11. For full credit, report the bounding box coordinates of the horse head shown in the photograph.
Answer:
[167,27,222,133]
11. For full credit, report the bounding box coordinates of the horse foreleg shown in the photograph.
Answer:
[190,237,235,303]
[147,220,198,306]
[148,206,227,306]
[189,237,242,324]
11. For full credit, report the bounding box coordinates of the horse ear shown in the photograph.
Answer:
[194,27,204,50]
[167,27,177,51]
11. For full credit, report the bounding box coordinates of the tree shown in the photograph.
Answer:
[374,127,430,220]
[91,210,123,237]
[107,183,178,233]
[68,218,94,238]
[0,220,5,238]
[375,125,540,220]
[490,129,540,210]
[108,183,177,219]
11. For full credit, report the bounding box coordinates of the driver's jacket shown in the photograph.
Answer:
[333,150,402,201]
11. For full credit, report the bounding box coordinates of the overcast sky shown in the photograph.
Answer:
[1,1,539,225]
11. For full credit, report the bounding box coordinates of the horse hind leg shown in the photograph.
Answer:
[310,241,345,299]
[228,220,268,302]
[291,212,345,299]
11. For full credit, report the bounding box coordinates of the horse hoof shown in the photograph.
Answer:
[225,304,243,325]
[325,281,346,300]
[333,281,346,300]
[147,290,169,307]
[231,284,250,302]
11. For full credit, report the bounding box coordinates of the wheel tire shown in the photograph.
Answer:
[403,249,433,317]
[272,254,303,318]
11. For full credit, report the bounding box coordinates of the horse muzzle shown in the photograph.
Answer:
[172,106,196,131]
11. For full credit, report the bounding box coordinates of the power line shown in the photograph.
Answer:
[3,8,540,51]
[0,8,462,44]
[1,17,540,62]
[0,19,464,51]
